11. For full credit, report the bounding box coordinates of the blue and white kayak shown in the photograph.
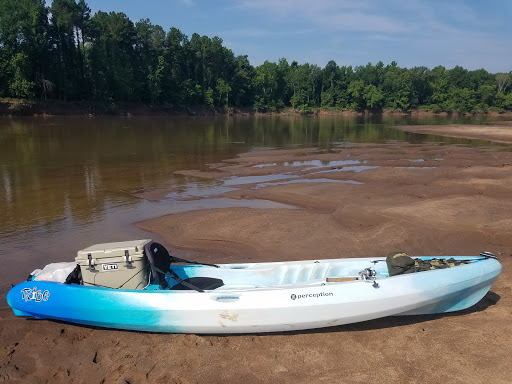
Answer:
[7,251,501,334]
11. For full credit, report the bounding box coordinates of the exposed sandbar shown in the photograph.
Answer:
[396,122,512,143]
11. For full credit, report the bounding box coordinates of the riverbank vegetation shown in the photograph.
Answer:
[1,0,511,115]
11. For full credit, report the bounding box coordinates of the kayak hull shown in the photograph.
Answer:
[7,256,501,333]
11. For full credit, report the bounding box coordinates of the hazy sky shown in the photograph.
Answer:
[82,0,512,73]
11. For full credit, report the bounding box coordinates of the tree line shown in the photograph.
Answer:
[1,0,511,113]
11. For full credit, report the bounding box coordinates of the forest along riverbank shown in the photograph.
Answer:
[2,138,512,383]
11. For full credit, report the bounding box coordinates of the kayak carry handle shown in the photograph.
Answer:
[480,252,497,259]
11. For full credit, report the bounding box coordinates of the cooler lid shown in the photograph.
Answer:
[76,239,152,259]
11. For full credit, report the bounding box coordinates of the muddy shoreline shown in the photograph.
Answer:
[2,126,512,383]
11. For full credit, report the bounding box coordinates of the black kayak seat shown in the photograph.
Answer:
[144,241,224,291]
[144,242,171,289]
[170,277,224,290]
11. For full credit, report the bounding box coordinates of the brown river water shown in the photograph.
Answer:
[0,114,501,306]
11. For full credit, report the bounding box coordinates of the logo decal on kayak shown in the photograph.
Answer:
[21,287,50,302]
[102,263,119,271]
[291,292,333,300]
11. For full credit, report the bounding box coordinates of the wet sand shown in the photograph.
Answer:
[2,130,512,383]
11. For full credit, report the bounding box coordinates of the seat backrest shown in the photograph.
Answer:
[144,242,171,288]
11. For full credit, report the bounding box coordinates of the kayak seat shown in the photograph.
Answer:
[144,241,172,289]
[144,241,225,291]
[170,277,224,290]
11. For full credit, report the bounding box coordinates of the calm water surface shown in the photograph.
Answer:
[0,114,503,306]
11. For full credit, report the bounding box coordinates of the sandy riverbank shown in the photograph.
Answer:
[2,132,512,383]
[396,121,512,144]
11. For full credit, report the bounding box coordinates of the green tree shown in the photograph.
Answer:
[409,66,433,108]
[50,0,82,100]
[230,55,255,107]
[254,61,279,111]
[88,11,137,103]
[165,27,188,104]
[205,87,214,108]
[0,47,8,96]
[134,19,167,103]
[495,91,512,111]
[307,64,322,107]
[447,87,475,113]
[334,65,354,109]
[347,80,365,110]
[9,52,35,98]
[429,66,450,112]
[185,34,236,105]
[0,0,48,98]
[496,73,511,93]
[467,68,493,90]
[215,78,231,107]
[448,65,471,89]
[476,84,496,111]
[148,56,166,104]
[321,60,339,107]
[364,84,384,110]
[286,61,319,109]
[76,0,92,98]
[354,61,385,88]
[383,63,412,111]
[276,58,291,107]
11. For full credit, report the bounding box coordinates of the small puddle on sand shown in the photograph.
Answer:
[252,178,362,189]
[157,197,296,213]
[170,163,369,198]
[312,166,380,174]
[252,162,278,168]
[253,160,362,169]
[223,174,298,186]
[169,174,362,196]
[405,158,443,162]
[167,184,238,199]
[396,167,436,169]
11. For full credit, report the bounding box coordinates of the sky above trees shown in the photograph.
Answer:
[80,0,512,73]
